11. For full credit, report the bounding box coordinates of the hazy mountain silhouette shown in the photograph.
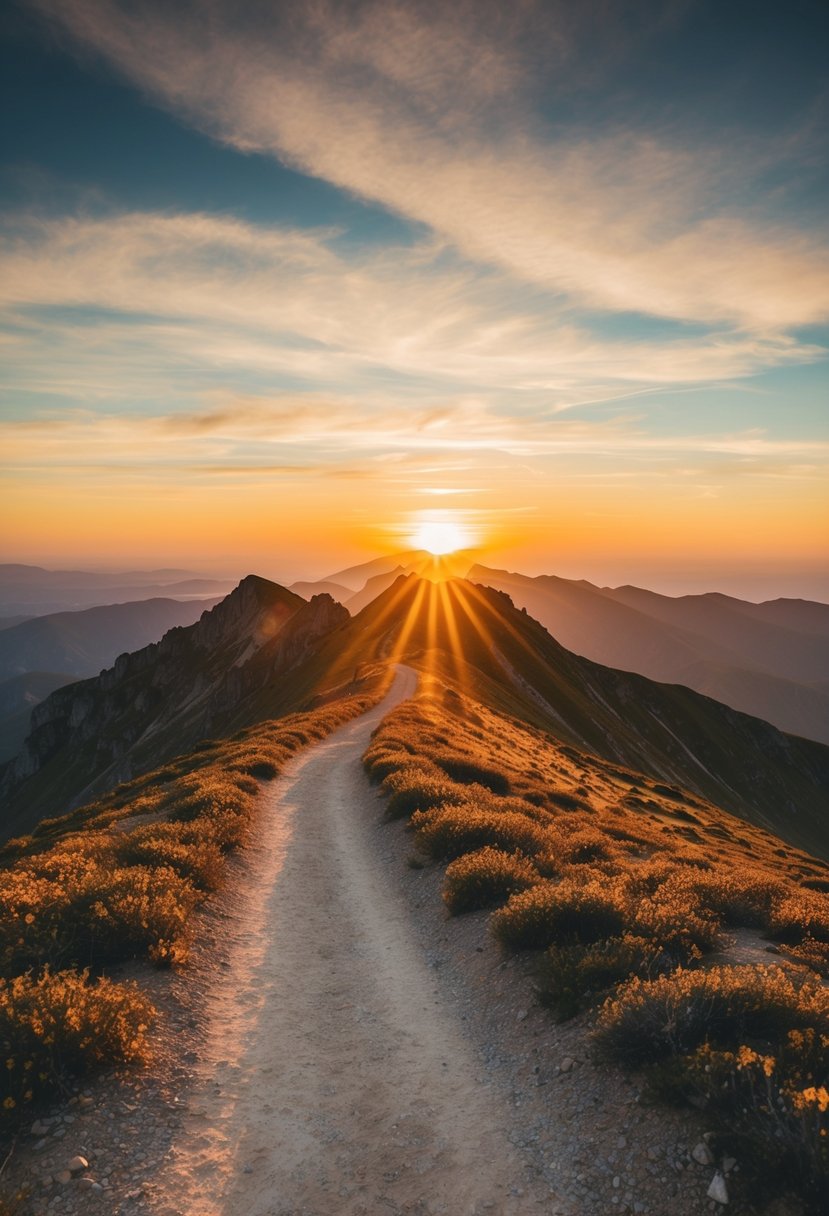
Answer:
[0,564,235,616]
[0,597,224,682]
[0,672,76,764]
[469,566,829,744]
[320,549,476,593]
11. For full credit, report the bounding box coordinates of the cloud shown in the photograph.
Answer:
[27,0,829,329]
[1,211,824,420]
[4,396,827,474]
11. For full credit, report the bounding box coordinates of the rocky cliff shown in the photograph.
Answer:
[0,576,348,835]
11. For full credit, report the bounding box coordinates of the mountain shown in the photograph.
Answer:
[321,549,476,593]
[0,597,223,682]
[0,564,236,615]
[288,580,352,603]
[344,567,409,614]
[605,584,829,683]
[0,672,77,764]
[6,572,827,863]
[468,566,829,744]
[0,616,32,630]
[0,577,348,838]
[322,551,432,591]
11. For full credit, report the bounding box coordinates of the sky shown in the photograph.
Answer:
[1,0,827,598]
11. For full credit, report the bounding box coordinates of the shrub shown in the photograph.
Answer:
[491,878,629,951]
[0,969,154,1127]
[412,804,550,861]
[691,871,789,929]
[117,824,226,891]
[683,1034,828,1178]
[597,968,829,1209]
[769,893,829,944]
[538,934,666,1021]
[433,756,511,795]
[383,769,466,821]
[443,847,539,914]
[595,965,829,1067]
[781,938,829,979]
[633,895,722,962]
[0,862,199,973]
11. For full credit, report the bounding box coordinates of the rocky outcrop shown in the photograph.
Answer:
[0,578,348,833]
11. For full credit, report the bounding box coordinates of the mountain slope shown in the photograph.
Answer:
[470,565,829,744]
[0,672,77,764]
[0,563,235,615]
[342,576,829,857]
[0,578,348,839]
[5,573,827,863]
[0,596,223,681]
[606,584,829,683]
[288,580,352,603]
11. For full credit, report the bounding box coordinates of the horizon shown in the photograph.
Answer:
[1,1,827,602]
[3,549,828,605]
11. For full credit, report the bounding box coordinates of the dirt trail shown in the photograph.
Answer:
[149,667,567,1216]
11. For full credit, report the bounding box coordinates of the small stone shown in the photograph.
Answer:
[76,1178,98,1190]
[67,1155,88,1174]
[617,1135,627,1149]
[56,1170,72,1185]
[722,1157,737,1174]
[31,1120,50,1137]
[516,1009,528,1022]
[692,1142,715,1166]
[612,1176,621,1189]
[560,1057,575,1073]
[707,1172,729,1204]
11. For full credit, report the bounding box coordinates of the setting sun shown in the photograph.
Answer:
[410,520,468,555]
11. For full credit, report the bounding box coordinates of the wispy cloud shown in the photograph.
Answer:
[28,0,829,330]
[1,211,823,421]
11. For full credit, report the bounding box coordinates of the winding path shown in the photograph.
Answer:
[150,667,566,1216]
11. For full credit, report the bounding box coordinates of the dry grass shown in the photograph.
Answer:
[365,679,829,1207]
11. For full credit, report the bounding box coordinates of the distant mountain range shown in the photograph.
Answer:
[0,597,223,764]
[3,573,827,864]
[0,597,223,683]
[0,563,235,617]
[466,566,829,745]
[290,556,829,744]
[0,672,77,765]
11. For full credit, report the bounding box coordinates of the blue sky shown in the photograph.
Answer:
[0,0,827,594]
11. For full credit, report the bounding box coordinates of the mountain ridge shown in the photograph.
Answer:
[4,572,827,865]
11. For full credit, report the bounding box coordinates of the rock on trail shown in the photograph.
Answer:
[148,667,567,1216]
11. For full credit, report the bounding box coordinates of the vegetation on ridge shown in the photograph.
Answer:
[364,676,829,1208]
[0,683,385,1129]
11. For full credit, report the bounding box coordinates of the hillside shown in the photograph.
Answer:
[7,572,828,864]
[470,566,829,744]
[0,563,235,615]
[2,573,828,1213]
[0,671,76,763]
[0,596,223,682]
[0,577,350,840]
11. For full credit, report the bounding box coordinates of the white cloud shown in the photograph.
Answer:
[1,211,824,418]
[27,0,829,329]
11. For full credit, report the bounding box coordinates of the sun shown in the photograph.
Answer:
[411,519,468,555]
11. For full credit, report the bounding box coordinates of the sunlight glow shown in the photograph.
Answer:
[410,519,468,555]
